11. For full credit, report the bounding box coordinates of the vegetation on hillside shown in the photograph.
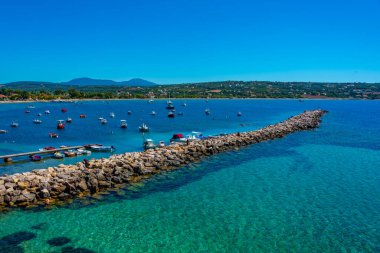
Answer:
[1,81,380,100]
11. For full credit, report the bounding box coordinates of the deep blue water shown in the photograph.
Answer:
[0,99,380,252]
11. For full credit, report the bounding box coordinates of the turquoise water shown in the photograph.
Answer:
[1,99,380,252]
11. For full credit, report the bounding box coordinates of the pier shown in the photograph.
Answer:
[0,110,327,209]
[0,146,84,162]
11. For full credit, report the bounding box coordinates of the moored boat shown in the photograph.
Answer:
[49,133,59,138]
[89,145,115,152]
[0,130,7,134]
[139,123,149,132]
[30,155,42,161]
[186,131,203,141]
[61,108,67,113]
[110,112,115,118]
[158,141,165,147]
[10,121,19,128]
[150,111,156,116]
[205,109,211,115]
[143,139,156,150]
[66,117,72,123]
[170,133,187,143]
[37,113,42,116]
[25,110,31,113]
[64,151,76,157]
[77,148,91,155]
[127,111,132,115]
[120,120,128,128]
[168,111,175,118]
[45,110,50,114]
[33,119,42,124]
[53,152,64,159]
[100,118,107,124]
[79,114,86,118]
[166,101,175,110]
[237,112,242,117]
[57,120,65,129]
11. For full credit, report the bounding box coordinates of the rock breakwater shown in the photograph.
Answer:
[0,110,327,209]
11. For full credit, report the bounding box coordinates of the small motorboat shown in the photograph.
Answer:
[237,112,242,117]
[40,146,56,151]
[64,151,76,157]
[186,131,203,141]
[30,155,42,161]
[57,120,65,129]
[139,123,149,132]
[127,111,132,115]
[170,133,187,143]
[98,117,104,121]
[205,109,211,115]
[150,111,156,116]
[0,130,8,134]
[10,122,19,128]
[33,119,42,124]
[77,148,91,155]
[44,110,50,114]
[110,112,115,118]
[168,111,175,118]
[100,118,107,124]
[90,145,115,152]
[49,133,59,138]
[158,141,165,147]
[79,114,86,118]
[166,101,175,110]
[143,139,156,150]
[25,110,31,113]
[53,152,64,159]
[148,99,154,103]
[66,117,72,123]
[182,103,187,107]
[27,105,35,109]
[61,108,67,113]
[37,113,42,116]
[120,120,128,129]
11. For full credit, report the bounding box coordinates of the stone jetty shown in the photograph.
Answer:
[0,109,327,209]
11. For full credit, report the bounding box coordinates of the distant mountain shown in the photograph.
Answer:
[62,77,156,86]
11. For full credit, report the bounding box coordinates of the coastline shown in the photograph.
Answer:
[0,109,327,210]
[0,97,366,105]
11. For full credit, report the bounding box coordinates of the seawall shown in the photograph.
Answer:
[0,109,327,209]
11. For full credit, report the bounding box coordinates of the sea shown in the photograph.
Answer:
[0,99,379,252]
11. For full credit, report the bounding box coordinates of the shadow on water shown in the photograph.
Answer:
[0,231,36,253]
[47,237,71,247]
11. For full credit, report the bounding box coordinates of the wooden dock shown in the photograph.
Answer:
[0,146,84,162]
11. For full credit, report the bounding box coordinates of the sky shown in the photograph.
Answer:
[0,0,380,84]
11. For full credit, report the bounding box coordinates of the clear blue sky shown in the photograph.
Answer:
[1,0,379,84]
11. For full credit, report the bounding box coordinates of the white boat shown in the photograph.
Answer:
[27,105,35,109]
[186,131,203,141]
[166,100,175,110]
[143,139,156,150]
[148,99,154,103]
[139,123,149,132]
[110,112,115,118]
[90,145,115,152]
[158,141,165,147]
[10,122,19,127]
[127,111,132,115]
[150,111,156,116]
[0,130,7,134]
[77,148,91,155]
[37,113,42,117]
[120,120,128,128]
[44,110,50,114]
[33,119,42,124]
[237,112,242,117]
[182,103,187,107]
[53,152,64,159]
[100,118,107,124]
[98,117,104,120]
[205,109,211,115]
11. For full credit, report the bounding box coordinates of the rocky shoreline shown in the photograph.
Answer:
[0,109,327,209]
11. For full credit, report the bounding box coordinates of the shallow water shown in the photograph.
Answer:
[0,99,380,252]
